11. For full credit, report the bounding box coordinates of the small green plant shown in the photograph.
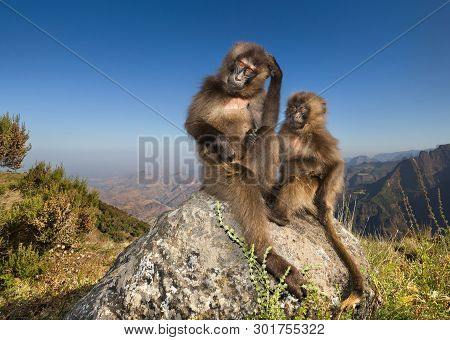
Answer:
[412,160,440,229]
[215,201,290,320]
[0,264,15,289]
[295,282,332,320]
[214,201,335,320]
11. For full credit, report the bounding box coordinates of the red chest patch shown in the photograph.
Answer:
[224,98,249,110]
[291,138,301,151]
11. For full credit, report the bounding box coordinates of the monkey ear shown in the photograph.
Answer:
[322,101,327,114]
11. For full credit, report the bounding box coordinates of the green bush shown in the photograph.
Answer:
[1,162,100,249]
[3,243,45,280]
[0,264,15,289]
[31,193,79,246]
[18,162,98,207]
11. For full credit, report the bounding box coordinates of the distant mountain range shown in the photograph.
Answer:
[88,172,200,224]
[347,144,450,236]
[346,150,424,167]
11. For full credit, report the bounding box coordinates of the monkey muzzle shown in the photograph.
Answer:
[227,74,246,92]
[227,66,255,93]
[289,112,307,128]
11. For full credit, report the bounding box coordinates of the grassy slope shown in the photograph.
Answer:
[0,230,126,319]
[0,170,150,319]
[363,231,449,320]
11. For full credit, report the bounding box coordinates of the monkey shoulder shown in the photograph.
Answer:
[200,75,224,94]
[188,76,227,118]
[311,129,342,164]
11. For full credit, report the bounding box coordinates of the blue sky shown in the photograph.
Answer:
[1,0,449,177]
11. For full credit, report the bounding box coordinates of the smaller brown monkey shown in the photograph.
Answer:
[270,92,364,315]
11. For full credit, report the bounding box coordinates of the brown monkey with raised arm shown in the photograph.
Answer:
[270,91,364,312]
[185,42,306,298]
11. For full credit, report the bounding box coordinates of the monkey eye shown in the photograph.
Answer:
[246,68,255,75]
[238,60,245,68]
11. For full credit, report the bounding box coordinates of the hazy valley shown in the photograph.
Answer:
[89,145,450,238]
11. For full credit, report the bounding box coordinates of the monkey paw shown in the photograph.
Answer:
[335,292,362,319]
[267,54,282,79]
[285,268,307,299]
[244,128,258,149]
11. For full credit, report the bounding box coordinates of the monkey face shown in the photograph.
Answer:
[220,42,270,97]
[286,92,327,129]
[226,58,258,93]
[287,103,309,129]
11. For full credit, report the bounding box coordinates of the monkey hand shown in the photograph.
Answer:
[212,134,235,163]
[244,126,272,150]
[267,54,282,79]
[244,128,259,149]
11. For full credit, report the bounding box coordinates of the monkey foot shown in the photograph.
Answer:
[335,292,362,319]
[285,269,307,299]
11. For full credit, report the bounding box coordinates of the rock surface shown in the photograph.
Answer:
[67,191,378,320]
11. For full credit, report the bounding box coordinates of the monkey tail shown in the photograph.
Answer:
[324,210,364,316]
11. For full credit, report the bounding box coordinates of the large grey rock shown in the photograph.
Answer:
[66,191,378,320]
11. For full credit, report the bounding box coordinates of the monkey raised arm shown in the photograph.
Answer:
[244,55,282,151]
[261,55,282,127]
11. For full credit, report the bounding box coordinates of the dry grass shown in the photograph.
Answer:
[362,230,450,319]
[0,229,128,319]
[0,172,23,210]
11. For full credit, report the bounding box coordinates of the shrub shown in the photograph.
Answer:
[0,113,31,170]
[18,162,99,208]
[1,163,100,249]
[4,243,45,279]
[31,194,79,247]
[0,264,15,289]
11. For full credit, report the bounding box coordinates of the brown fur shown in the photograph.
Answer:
[185,42,306,298]
[271,92,364,313]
